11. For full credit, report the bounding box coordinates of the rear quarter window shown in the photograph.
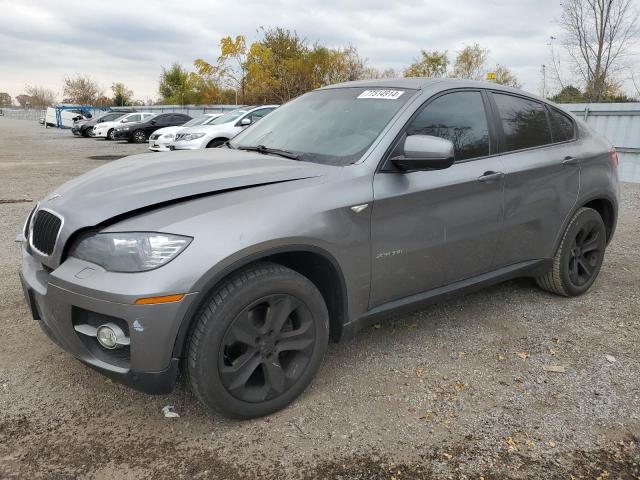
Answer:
[549,108,575,143]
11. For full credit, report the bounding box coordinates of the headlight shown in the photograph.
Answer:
[178,133,205,141]
[69,232,192,272]
[119,126,130,131]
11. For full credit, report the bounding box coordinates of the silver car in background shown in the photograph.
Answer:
[19,78,619,418]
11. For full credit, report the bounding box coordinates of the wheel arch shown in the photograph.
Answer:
[582,197,616,243]
[171,245,349,359]
[552,192,618,255]
[206,137,229,148]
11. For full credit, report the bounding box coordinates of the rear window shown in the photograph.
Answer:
[492,93,551,152]
[549,108,575,143]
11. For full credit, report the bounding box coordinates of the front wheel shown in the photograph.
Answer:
[206,139,226,148]
[187,262,329,419]
[106,128,115,140]
[537,207,607,296]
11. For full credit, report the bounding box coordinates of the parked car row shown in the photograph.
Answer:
[70,105,279,150]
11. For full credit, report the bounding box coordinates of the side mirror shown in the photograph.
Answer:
[150,119,156,125]
[391,135,455,172]
[239,117,252,126]
[121,119,128,123]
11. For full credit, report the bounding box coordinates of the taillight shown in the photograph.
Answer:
[609,147,619,168]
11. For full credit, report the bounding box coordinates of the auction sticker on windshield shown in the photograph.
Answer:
[357,90,404,100]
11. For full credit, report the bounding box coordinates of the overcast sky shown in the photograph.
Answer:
[1,0,637,102]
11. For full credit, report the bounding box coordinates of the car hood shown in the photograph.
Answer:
[36,148,333,265]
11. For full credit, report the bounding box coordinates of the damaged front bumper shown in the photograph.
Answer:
[19,246,197,394]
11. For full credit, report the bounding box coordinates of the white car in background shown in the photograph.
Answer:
[171,105,278,150]
[148,113,223,152]
[93,112,155,140]
[44,106,91,128]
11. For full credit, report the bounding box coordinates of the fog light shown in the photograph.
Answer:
[96,323,129,349]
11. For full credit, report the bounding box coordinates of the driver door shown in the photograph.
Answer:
[370,90,505,307]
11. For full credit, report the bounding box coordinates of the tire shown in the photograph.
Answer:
[132,130,147,143]
[81,128,90,138]
[106,129,115,140]
[536,207,607,297]
[187,262,329,419]
[87,127,95,138]
[206,139,226,148]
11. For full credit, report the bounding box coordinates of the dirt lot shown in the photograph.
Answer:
[0,117,638,479]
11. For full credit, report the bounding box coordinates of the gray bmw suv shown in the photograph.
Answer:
[19,79,619,418]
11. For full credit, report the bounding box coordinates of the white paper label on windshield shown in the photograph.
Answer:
[357,90,404,100]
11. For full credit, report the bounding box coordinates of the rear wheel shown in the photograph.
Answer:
[132,130,147,143]
[536,207,607,296]
[187,262,329,418]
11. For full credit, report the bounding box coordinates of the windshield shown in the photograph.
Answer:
[210,108,249,125]
[182,115,217,127]
[229,88,415,165]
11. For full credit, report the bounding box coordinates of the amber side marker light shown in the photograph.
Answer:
[135,294,185,305]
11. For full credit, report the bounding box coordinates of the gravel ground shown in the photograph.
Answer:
[0,117,639,479]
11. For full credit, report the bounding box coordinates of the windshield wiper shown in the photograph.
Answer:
[237,144,299,160]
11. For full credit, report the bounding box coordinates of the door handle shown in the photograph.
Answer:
[562,156,580,166]
[477,171,505,183]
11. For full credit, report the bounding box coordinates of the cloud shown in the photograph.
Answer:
[1,0,634,101]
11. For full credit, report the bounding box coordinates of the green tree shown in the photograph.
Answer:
[111,82,133,106]
[453,43,488,80]
[159,63,199,105]
[403,50,448,78]
[550,85,584,103]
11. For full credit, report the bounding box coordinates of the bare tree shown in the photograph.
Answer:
[559,0,638,101]
[25,85,56,109]
[493,65,522,88]
[62,74,103,104]
[0,92,11,107]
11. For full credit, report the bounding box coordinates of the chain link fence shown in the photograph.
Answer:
[1,105,244,124]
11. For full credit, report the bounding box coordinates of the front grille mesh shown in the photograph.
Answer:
[31,210,62,255]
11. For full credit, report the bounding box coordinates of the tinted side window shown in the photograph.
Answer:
[492,93,551,151]
[406,91,490,161]
[549,108,575,142]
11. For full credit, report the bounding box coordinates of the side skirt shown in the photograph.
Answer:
[341,259,550,341]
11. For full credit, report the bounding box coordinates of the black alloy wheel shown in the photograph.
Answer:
[133,130,147,143]
[219,294,316,403]
[537,207,607,296]
[187,262,329,418]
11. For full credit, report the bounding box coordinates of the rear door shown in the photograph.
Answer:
[489,92,580,266]
[370,90,506,306]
